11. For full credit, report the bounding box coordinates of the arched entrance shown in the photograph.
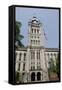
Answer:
[37,72,41,81]
[31,72,35,81]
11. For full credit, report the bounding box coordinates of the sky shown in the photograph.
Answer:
[16,7,59,48]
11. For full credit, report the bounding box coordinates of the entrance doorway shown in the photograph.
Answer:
[37,72,41,81]
[31,72,35,81]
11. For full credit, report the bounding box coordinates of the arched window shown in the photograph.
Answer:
[32,28,33,33]
[37,72,41,81]
[31,72,35,81]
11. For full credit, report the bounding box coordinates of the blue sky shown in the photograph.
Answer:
[16,7,59,48]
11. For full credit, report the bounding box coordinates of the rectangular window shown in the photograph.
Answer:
[31,51,35,59]
[33,66,35,69]
[24,53,26,61]
[19,53,21,61]
[31,66,35,70]
[37,51,40,59]
[23,63,25,71]
[38,40,40,45]
[18,63,20,71]
[16,53,17,59]
[32,28,33,33]
[39,52,40,59]
[37,29,39,33]
[34,29,36,33]
[31,52,32,59]
[36,40,37,44]
[33,40,35,44]
[31,40,32,44]
[37,65,41,69]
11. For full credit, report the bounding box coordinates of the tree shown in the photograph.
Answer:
[48,58,56,79]
[15,21,24,48]
[48,58,55,72]
[16,72,23,83]
[56,54,60,78]
[48,54,60,80]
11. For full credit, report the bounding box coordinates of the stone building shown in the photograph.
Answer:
[15,17,59,83]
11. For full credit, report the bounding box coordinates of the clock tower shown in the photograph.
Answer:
[28,16,45,47]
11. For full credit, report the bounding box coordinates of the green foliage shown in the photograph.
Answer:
[48,58,55,77]
[16,72,23,83]
[15,21,24,48]
[16,72,20,82]
[56,54,60,77]
[48,54,60,79]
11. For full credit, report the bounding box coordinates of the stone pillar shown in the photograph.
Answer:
[40,50,42,69]
[16,52,20,62]
[35,50,37,69]
[20,52,24,72]
[40,49,46,70]
[23,72,27,83]
[27,72,30,82]
[45,53,48,68]
[35,72,37,81]
[41,71,43,81]
[48,53,50,67]
[29,52,31,70]
[16,52,20,71]
[28,24,31,46]
[40,26,44,47]
[26,48,30,72]
[19,73,23,82]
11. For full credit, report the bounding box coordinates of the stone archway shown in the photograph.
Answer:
[37,72,41,81]
[31,72,35,81]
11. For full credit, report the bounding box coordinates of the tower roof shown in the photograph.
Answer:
[29,16,41,24]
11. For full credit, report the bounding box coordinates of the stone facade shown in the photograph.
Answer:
[15,17,59,83]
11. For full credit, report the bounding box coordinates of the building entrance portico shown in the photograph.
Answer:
[30,71,42,82]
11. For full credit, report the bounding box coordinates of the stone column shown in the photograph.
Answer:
[41,71,42,81]
[35,50,37,69]
[29,52,31,70]
[28,25,31,46]
[20,52,24,72]
[16,52,20,71]
[35,72,37,81]
[48,53,50,67]
[45,53,49,80]
[40,26,44,47]
[40,49,45,70]
[26,48,30,72]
